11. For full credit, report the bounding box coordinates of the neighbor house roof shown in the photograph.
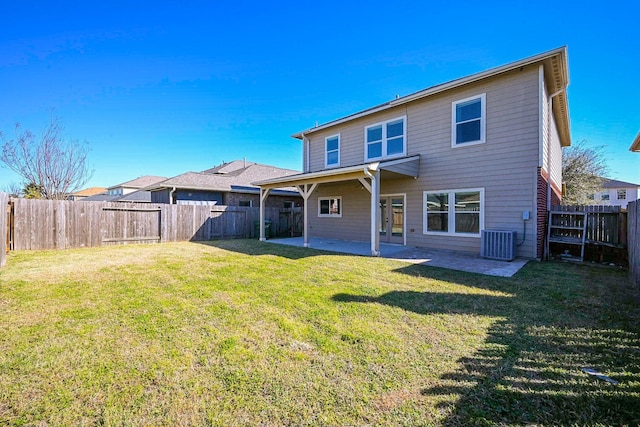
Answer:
[293,46,571,147]
[72,187,107,197]
[108,175,168,190]
[147,162,301,195]
[81,189,153,202]
[631,132,640,152]
[203,159,257,174]
[602,178,640,189]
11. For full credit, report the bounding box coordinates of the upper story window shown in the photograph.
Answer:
[601,193,610,201]
[325,134,340,168]
[365,117,406,161]
[617,189,627,200]
[452,94,486,147]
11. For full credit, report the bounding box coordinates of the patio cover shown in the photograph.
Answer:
[254,155,420,256]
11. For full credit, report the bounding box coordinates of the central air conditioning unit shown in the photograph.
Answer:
[481,230,516,261]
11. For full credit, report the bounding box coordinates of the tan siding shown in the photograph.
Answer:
[303,65,544,258]
[308,182,370,241]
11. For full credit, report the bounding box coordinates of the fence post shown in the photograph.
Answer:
[1,192,7,267]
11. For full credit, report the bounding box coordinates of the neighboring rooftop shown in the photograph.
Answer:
[81,189,152,203]
[148,161,300,194]
[631,132,640,152]
[108,175,168,190]
[601,178,640,189]
[72,187,107,197]
[204,159,257,175]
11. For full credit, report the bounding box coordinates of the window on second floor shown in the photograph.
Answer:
[601,193,610,201]
[365,117,406,161]
[325,134,340,167]
[617,189,627,200]
[452,94,486,147]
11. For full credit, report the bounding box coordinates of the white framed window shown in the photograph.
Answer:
[617,189,627,200]
[325,134,340,168]
[365,116,406,161]
[423,188,484,236]
[318,196,342,217]
[452,94,486,147]
[239,200,252,207]
[601,193,610,201]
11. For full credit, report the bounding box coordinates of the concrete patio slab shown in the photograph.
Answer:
[267,237,528,277]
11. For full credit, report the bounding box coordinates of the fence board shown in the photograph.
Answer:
[8,199,292,252]
[1,192,7,267]
[629,200,639,288]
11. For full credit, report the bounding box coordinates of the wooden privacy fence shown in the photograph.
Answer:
[8,198,299,251]
[629,200,639,288]
[554,205,627,247]
[1,192,7,266]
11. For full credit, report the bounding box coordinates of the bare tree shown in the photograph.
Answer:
[2,182,23,197]
[562,140,609,205]
[0,116,93,200]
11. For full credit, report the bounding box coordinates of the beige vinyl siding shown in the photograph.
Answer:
[304,65,542,258]
[308,182,370,241]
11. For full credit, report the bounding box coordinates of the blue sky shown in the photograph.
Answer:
[1,0,638,190]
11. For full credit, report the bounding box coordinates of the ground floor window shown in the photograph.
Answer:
[239,200,252,207]
[318,196,342,217]
[423,188,483,236]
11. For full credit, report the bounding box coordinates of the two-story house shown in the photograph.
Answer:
[255,47,570,259]
[592,178,640,210]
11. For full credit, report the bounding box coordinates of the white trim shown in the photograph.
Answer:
[451,94,486,148]
[423,188,485,237]
[318,196,342,218]
[364,116,407,161]
[380,193,407,246]
[325,134,341,168]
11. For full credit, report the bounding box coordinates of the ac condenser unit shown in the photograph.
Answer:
[481,230,516,261]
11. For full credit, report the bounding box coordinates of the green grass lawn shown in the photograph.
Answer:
[0,240,638,426]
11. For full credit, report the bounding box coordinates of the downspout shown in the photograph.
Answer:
[169,186,176,205]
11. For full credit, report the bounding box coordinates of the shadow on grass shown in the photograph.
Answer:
[332,262,640,425]
[193,239,340,260]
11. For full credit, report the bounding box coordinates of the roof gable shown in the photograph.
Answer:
[293,47,570,147]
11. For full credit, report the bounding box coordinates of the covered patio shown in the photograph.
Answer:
[254,155,420,257]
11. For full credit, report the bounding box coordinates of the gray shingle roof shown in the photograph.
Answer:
[148,162,300,194]
[602,178,640,188]
[108,175,168,190]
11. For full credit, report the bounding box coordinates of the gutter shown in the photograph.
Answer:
[169,186,176,205]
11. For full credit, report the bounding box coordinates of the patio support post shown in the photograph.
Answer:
[259,188,271,241]
[363,168,380,256]
[296,183,317,248]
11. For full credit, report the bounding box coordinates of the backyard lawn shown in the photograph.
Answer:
[0,240,638,426]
